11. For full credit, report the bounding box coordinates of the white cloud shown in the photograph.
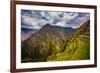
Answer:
[21,15,41,29]
[48,12,79,27]
[55,21,66,27]
[22,25,35,29]
[48,11,62,18]
[21,10,89,29]
[62,13,78,21]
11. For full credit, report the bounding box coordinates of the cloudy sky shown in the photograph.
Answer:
[21,10,90,29]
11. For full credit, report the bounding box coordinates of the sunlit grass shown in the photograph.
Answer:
[47,35,90,61]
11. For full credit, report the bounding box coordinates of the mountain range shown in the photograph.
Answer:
[21,20,90,62]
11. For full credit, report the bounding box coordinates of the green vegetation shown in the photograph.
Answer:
[47,35,90,61]
[21,20,90,63]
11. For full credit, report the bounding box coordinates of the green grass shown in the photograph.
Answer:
[47,35,90,61]
[22,34,90,62]
[71,37,90,60]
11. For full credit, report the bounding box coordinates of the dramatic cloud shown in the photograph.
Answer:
[21,10,90,29]
[67,13,90,28]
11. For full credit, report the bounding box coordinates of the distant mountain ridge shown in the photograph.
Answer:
[41,23,75,35]
[21,27,38,32]
[21,27,38,41]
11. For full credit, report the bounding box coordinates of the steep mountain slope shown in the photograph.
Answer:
[48,20,90,61]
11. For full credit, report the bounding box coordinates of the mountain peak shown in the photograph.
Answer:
[45,23,51,26]
[41,23,52,29]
